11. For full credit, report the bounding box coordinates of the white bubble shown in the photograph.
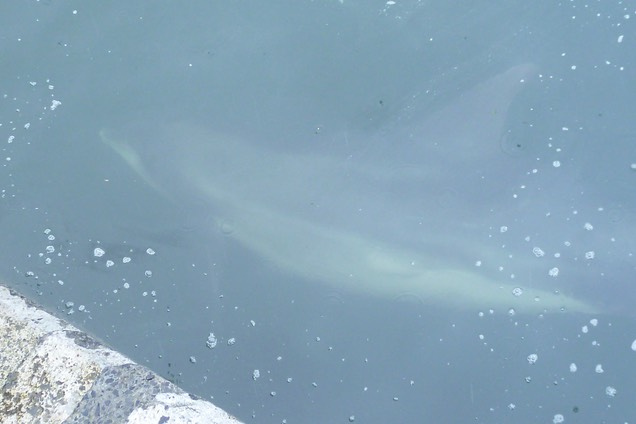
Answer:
[253,369,260,380]
[94,247,105,257]
[569,363,577,372]
[606,386,617,397]
[512,287,524,297]
[532,247,545,257]
[553,414,564,423]
[583,222,594,231]
[146,247,156,255]
[548,267,559,277]
[527,353,538,364]
[631,339,636,351]
[595,364,604,373]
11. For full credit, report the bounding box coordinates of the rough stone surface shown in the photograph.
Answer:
[0,284,242,424]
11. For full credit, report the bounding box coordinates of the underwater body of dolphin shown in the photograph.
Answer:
[100,64,599,315]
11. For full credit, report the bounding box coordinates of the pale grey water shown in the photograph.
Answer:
[1,1,635,422]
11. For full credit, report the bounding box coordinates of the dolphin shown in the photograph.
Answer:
[99,64,599,315]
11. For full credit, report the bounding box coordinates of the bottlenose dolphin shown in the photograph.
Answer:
[100,64,599,315]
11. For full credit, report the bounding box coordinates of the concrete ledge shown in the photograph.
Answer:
[0,284,242,424]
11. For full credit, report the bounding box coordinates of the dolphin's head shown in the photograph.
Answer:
[99,128,167,196]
